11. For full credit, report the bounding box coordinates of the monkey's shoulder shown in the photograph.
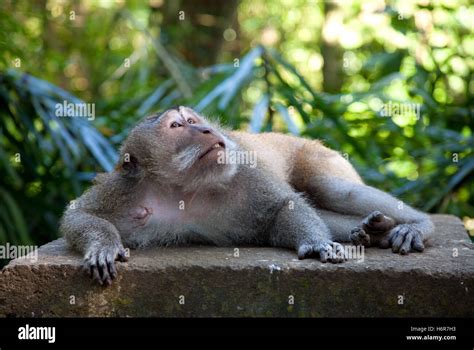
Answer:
[92,171,131,188]
[79,171,139,211]
[92,172,110,184]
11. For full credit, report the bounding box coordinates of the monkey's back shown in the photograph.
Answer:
[230,131,363,189]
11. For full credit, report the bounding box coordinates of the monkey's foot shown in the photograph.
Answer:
[83,242,128,286]
[362,211,396,235]
[349,227,371,247]
[380,223,425,255]
[350,211,396,247]
[298,241,346,263]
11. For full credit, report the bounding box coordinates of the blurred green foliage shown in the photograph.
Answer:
[0,0,473,248]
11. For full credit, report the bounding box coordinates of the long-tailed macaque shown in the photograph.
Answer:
[60,106,434,285]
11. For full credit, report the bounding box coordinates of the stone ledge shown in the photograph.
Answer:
[0,214,472,317]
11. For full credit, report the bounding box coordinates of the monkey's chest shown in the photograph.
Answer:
[126,193,220,226]
[116,195,215,241]
[117,194,238,246]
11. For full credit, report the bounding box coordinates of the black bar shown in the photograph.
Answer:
[0,318,471,347]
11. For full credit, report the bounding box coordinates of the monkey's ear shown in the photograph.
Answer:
[117,154,141,178]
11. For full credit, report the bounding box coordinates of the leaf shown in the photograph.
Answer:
[137,80,173,116]
[0,188,30,245]
[249,94,269,133]
[269,49,326,107]
[275,103,299,135]
[195,46,264,112]
[32,96,74,171]
[423,158,474,211]
[218,46,263,110]
[361,51,405,80]
[79,122,118,171]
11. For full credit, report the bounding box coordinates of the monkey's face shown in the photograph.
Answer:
[119,106,238,191]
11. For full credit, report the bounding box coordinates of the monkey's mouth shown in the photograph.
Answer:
[199,141,225,160]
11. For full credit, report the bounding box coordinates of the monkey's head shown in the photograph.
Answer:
[118,106,238,191]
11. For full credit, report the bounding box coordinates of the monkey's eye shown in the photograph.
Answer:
[170,121,182,128]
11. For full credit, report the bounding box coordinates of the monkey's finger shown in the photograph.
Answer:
[83,252,94,276]
[98,255,112,286]
[391,227,409,253]
[332,244,346,263]
[107,260,118,280]
[318,245,332,263]
[297,244,313,260]
[97,253,111,286]
[412,233,425,252]
[399,232,413,255]
[101,270,112,286]
[90,264,103,285]
[386,228,398,244]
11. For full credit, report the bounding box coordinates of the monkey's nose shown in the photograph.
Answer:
[191,125,212,134]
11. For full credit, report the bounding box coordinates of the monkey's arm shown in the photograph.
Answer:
[60,207,127,286]
[268,195,345,262]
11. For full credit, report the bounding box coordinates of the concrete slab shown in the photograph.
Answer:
[0,214,472,317]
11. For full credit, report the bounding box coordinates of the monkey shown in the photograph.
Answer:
[60,106,434,286]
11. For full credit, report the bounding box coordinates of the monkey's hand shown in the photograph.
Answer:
[297,241,346,263]
[380,223,426,255]
[83,240,128,286]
